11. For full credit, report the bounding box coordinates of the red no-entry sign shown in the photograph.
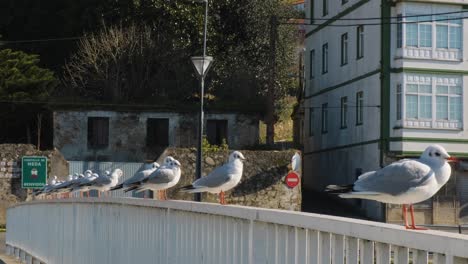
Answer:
[285,172,300,188]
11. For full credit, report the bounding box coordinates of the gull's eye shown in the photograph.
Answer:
[435,152,441,157]
[429,152,433,157]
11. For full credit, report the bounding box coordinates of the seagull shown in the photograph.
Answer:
[180,151,245,205]
[84,169,124,197]
[110,162,160,192]
[291,151,301,174]
[325,144,457,230]
[125,158,180,200]
[72,170,97,197]
[34,176,58,199]
[50,175,76,198]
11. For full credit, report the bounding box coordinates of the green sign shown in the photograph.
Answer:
[21,156,47,188]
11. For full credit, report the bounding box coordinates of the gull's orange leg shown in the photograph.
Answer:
[220,191,226,205]
[403,205,410,229]
[409,205,427,230]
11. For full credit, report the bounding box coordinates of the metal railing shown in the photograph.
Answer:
[6,198,468,264]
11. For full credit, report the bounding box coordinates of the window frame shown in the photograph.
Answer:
[340,96,348,129]
[87,117,110,149]
[398,74,464,129]
[322,43,328,74]
[322,0,328,17]
[341,33,348,66]
[398,13,463,52]
[309,108,314,137]
[356,26,364,59]
[206,119,229,146]
[356,92,364,125]
[321,103,328,134]
[146,118,170,147]
[310,49,315,79]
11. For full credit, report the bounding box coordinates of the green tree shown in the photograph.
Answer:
[0,49,58,147]
[2,0,300,144]
[0,49,58,100]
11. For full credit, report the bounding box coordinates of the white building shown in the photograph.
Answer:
[304,0,468,221]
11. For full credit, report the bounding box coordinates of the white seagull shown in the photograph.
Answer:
[180,151,245,205]
[291,151,301,174]
[84,169,124,197]
[125,157,181,200]
[72,170,97,197]
[325,144,457,230]
[110,162,160,192]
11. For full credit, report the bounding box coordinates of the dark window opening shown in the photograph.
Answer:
[207,120,228,145]
[147,118,169,147]
[88,117,109,149]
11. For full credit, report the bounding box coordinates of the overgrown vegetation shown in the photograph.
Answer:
[202,136,229,154]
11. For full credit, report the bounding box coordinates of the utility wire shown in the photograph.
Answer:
[0,37,82,44]
[281,10,468,21]
[0,10,467,44]
[281,15,468,27]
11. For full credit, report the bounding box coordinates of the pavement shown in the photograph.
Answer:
[0,233,20,264]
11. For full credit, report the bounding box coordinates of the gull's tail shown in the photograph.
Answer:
[324,184,354,194]
[123,185,139,193]
[178,184,203,193]
[110,183,123,191]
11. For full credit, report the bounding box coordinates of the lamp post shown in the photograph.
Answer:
[191,0,213,202]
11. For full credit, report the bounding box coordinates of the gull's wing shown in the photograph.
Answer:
[123,169,154,186]
[85,176,111,187]
[144,168,175,184]
[193,164,233,188]
[354,160,434,195]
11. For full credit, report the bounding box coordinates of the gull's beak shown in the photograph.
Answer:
[447,156,458,163]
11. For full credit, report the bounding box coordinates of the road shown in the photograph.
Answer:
[0,233,20,264]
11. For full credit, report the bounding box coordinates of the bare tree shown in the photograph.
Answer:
[63,23,165,102]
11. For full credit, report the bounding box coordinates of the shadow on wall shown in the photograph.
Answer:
[231,165,288,197]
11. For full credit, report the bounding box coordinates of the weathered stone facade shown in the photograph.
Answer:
[54,110,260,162]
[0,144,68,225]
[160,148,301,211]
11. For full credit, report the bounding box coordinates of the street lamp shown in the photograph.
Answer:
[191,0,213,202]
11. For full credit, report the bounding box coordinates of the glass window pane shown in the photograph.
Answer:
[435,15,449,23]
[450,97,462,121]
[436,85,448,94]
[420,24,432,47]
[397,15,403,48]
[419,96,432,119]
[449,26,461,49]
[407,84,418,93]
[419,15,432,22]
[406,24,418,47]
[449,15,462,25]
[406,95,418,119]
[419,84,432,93]
[406,14,418,23]
[437,25,448,48]
[436,96,449,120]
[449,86,462,95]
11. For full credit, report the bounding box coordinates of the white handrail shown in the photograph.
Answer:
[6,198,468,264]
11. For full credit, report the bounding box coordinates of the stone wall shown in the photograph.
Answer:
[0,144,68,225]
[160,148,301,211]
[54,110,260,162]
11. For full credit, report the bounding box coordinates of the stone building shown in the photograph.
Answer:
[53,108,260,162]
